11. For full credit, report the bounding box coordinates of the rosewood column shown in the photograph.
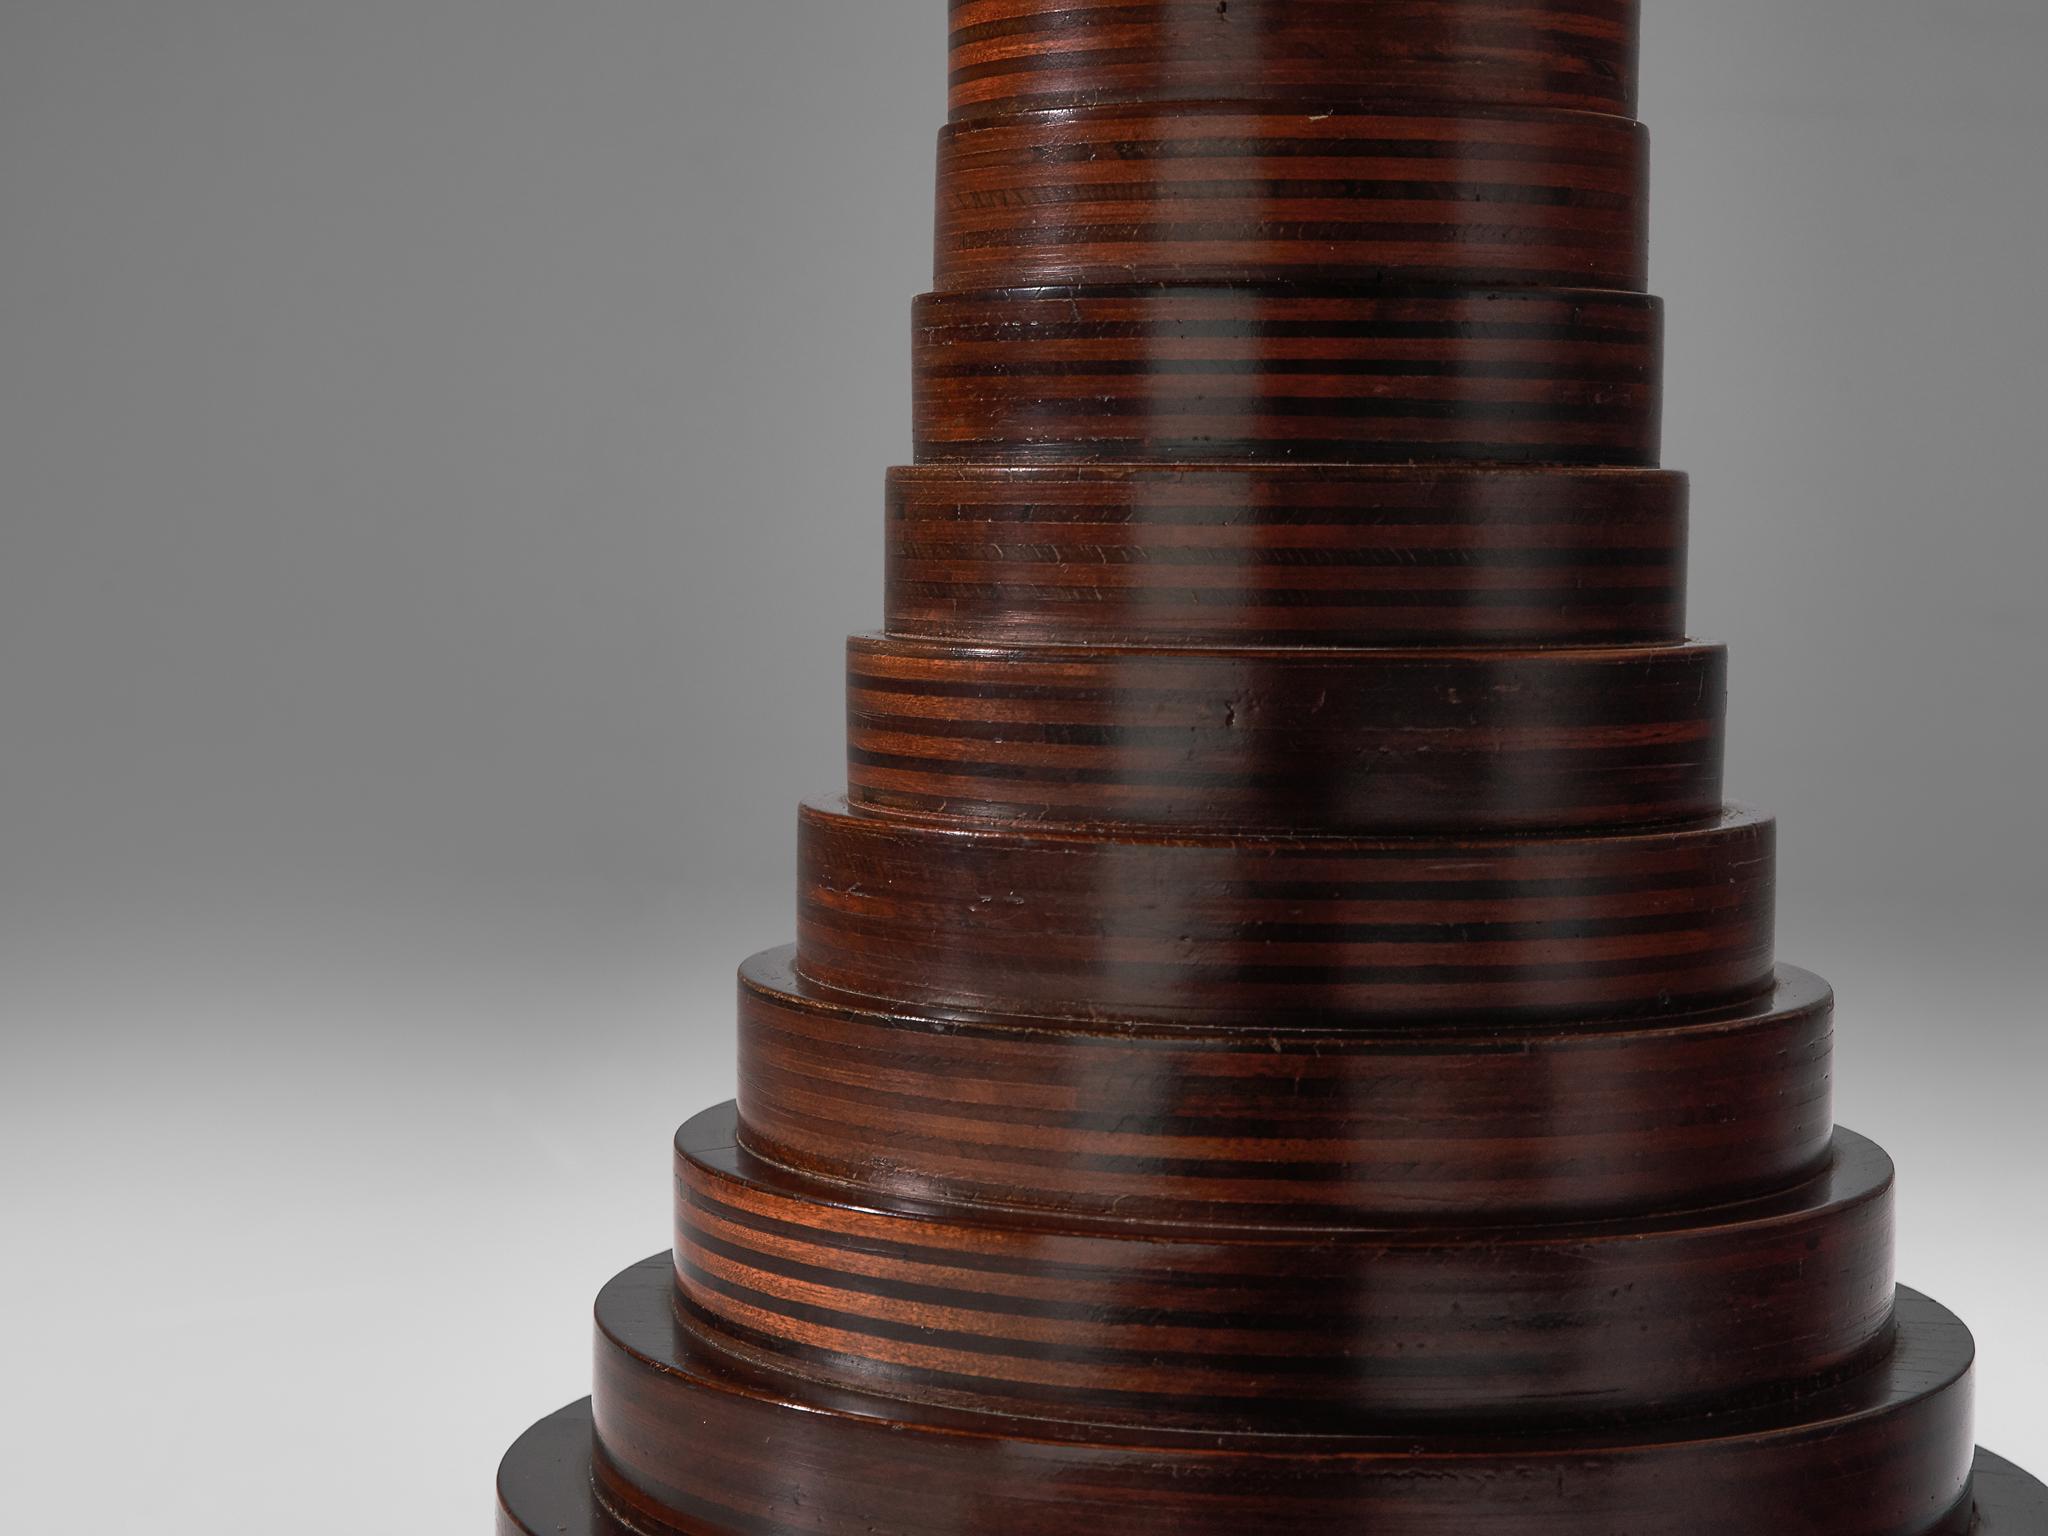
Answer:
[495,3,2045,1530]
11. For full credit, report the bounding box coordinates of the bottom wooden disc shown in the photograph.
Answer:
[1979,1454,2048,1532]
[495,1400,627,1536]
[496,1394,2048,1536]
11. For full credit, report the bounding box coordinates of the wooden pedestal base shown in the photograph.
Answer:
[497,1396,2048,1536]
[492,1254,2034,1536]
[491,4,2040,1522]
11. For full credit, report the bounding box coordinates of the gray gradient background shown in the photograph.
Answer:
[2,2,2043,1529]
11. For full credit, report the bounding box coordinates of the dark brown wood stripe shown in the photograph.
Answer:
[946,1,1643,121]
[845,635,1724,833]
[936,107,1649,292]
[912,286,1663,464]
[795,798,1774,1026]
[734,948,1835,1223]
[671,1105,1894,1430]
[885,464,1689,646]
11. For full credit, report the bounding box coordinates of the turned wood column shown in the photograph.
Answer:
[496,6,2045,1531]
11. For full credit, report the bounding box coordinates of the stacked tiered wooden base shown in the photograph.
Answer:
[497,3,2043,1529]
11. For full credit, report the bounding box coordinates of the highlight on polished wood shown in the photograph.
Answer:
[733,948,1836,1222]
[497,0,2043,1528]
[583,1255,1978,1536]
[795,798,1778,1025]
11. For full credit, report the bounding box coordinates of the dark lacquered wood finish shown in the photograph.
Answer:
[847,635,1725,833]
[797,799,1775,1025]
[947,0,1645,120]
[497,0,2046,1523]
[913,286,1663,464]
[676,1104,1892,1429]
[501,1401,2048,1536]
[886,465,1690,647]
[936,106,1649,293]
[498,1402,629,1536]
[736,949,1833,1223]
[1975,1454,2048,1532]
[591,1256,1979,1536]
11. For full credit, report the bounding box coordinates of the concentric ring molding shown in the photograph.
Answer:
[675,1103,1893,1429]
[586,1255,1979,1536]
[499,1407,2047,1536]
[796,798,1776,1026]
[736,949,1834,1222]
[946,0,1645,120]
[935,106,1649,292]
[912,285,1664,465]
[884,464,1691,648]
[846,635,1726,833]
[488,0,2048,1524]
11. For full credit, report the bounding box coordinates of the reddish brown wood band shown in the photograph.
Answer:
[590,1256,1976,1536]
[884,465,1690,647]
[503,1405,2048,1536]
[845,634,1725,834]
[913,286,1664,464]
[795,799,1775,1026]
[674,1103,1893,1430]
[734,949,1834,1223]
[947,0,1643,121]
[935,106,1649,292]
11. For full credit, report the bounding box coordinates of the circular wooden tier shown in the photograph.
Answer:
[579,1255,1978,1536]
[498,1404,623,1536]
[935,106,1648,292]
[845,635,1725,833]
[946,0,1644,121]
[885,465,1690,647]
[499,1405,2048,1536]
[795,799,1775,1026]
[912,285,1663,465]
[735,949,1834,1223]
[675,1103,1893,1430]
